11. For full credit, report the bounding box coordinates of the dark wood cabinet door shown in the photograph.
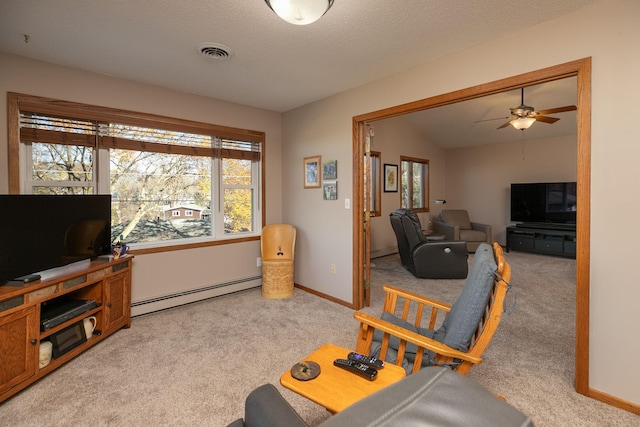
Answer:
[0,306,38,395]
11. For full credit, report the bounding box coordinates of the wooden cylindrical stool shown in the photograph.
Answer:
[261,224,296,299]
[261,260,294,299]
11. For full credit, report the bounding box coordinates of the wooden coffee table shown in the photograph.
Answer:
[280,343,406,413]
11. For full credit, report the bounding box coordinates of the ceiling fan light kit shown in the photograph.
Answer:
[265,0,334,25]
[495,87,576,131]
[510,117,536,130]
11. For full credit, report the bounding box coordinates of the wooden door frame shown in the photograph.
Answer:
[352,58,591,395]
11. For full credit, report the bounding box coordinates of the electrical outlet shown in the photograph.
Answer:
[330,264,336,275]
[256,257,262,267]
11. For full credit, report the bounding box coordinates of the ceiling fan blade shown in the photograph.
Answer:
[535,115,560,124]
[497,120,512,129]
[474,116,509,123]
[536,105,577,115]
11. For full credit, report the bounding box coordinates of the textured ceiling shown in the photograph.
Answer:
[1,0,597,113]
[0,1,594,148]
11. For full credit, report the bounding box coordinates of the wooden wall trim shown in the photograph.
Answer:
[353,57,596,405]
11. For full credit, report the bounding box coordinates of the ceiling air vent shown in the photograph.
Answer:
[197,43,232,61]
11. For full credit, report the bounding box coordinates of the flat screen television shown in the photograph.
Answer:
[0,194,112,285]
[510,182,577,225]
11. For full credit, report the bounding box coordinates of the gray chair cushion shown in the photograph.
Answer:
[440,210,472,229]
[370,312,442,373]
[437,242,497,352]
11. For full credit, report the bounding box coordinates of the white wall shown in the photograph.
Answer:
[0,53,284,315]
[282,0,640,406]
[445,134,577,244]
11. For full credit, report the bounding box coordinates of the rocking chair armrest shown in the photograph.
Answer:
[354,311,482,365]
[382,284,452,313]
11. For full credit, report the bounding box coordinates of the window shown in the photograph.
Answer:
[400,156,429,212]
[9,93,264,251]
[366,151,381,216]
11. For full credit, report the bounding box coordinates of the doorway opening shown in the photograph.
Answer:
[351,58,591,395]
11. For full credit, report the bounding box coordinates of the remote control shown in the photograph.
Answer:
[333,359,378,381]
[347,352,384,368]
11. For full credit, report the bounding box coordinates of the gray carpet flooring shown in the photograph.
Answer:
[2,251,638,426]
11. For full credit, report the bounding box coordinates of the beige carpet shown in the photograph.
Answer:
[2,251,638,426]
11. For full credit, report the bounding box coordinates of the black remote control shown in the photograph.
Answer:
[347,352,384,369]
[333,359,378,381]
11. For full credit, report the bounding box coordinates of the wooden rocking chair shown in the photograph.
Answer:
[354,242,511,375]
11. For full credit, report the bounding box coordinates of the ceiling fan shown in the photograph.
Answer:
[482,87,577,130]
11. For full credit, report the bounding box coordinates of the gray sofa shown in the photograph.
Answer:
[226,367,533,427]
[434,209,492,252]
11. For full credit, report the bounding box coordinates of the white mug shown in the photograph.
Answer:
[83,316,97,339]
[39,341,53,368]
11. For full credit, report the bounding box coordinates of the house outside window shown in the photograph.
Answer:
[10,93,264,250]
[400,156,429,212]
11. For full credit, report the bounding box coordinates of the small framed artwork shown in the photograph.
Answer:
[323,182,338,200]
[384,163,398,192]
[322,160,337,180]
[303,155,321,188]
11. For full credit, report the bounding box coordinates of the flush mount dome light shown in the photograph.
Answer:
[197,43,233,61]
[265,0,334,25]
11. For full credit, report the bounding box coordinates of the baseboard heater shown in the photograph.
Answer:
[132,275,261,316]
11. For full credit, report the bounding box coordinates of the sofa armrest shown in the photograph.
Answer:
[236,384,308,427]
[433,221,459,240]
[320,367,534,427]
[471,222,492,242]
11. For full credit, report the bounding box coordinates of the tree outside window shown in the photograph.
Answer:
[400,156,429,212]
[12,93,263,249]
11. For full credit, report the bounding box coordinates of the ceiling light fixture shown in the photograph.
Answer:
[265,0,334,25]
[510,117,536,130]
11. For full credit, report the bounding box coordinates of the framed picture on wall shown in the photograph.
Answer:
[384,163,398,192]
[304,155,321,188]
[322,160,337,180]
[323,182,337,200]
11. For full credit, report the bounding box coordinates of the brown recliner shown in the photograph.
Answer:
[434,209,492,253]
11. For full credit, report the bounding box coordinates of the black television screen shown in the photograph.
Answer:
[0,195,112,285]
[510,182,577,224]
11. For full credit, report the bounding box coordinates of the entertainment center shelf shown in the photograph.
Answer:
[506,225,576,258]
[0,256,132,403]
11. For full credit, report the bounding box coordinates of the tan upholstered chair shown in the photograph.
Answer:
[261,224,296,299]
[434,210,491,252]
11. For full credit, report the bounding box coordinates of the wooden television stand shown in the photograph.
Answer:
[0,255,132,403]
